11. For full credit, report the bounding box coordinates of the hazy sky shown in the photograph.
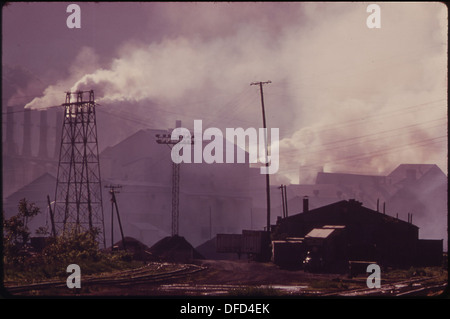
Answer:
[2,2,447,184]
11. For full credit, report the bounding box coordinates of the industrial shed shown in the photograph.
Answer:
[272,199,443,270]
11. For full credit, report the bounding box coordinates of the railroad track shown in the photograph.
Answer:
[4,263,207,294]
[4,263,446,297]
[320,276,448,297]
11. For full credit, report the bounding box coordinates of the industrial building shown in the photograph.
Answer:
[2,108,259,249]
[271,198,443,271]
[2,106,446,267]
[99,127,257,247]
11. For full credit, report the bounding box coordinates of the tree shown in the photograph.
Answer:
[3,198,41,265]
[42,227,101,266]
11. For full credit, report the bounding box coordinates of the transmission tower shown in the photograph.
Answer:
[155,122,193,237]
[53,90,106,248]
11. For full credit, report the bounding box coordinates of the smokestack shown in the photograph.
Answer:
[22,108,32,157]
[5,106,17,155]
[303,196,309,213]
[54,110,64,159]
[38,111,48,158]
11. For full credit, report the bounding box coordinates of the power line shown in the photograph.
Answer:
[279,117,446,157]
[305,99,446,135]
[276,134,447,174]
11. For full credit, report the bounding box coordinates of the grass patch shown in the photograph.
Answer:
[383,266,448,282]
[3,252,143,284]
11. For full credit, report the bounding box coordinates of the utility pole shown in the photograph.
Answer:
[105,185,125,250]
[155,121,194,237]
[278,185,286,218]
[47,195,56,238]
[251,81,272,232]
[283,185,288,218]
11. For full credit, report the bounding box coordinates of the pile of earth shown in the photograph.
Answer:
[110,236,150,260]
[146,235,204,263]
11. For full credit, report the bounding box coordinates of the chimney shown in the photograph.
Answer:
[303,196,309,213]
[54,110,64,159]
[22,108,32,157]
[5,106,17,155]
[38,110,48,158]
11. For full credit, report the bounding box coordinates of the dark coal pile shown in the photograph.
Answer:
[111,236,150,260]
[146,236,204,263]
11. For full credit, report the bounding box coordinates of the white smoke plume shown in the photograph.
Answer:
[23,2,447,183]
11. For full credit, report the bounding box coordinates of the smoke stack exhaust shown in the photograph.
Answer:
[303,196,309,213]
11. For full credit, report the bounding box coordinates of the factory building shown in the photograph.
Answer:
[2,109,256,249]
[3,106,446,265]
[99,128,255,248]
[271,198,443,271]
[2,107,62,199]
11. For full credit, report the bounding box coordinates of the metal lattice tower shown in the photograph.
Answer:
[171,161,180,236]
[155,121,193,237]
[53,90,106,247]
[156,132,182,237]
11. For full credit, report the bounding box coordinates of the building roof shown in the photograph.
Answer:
[3,172,56,214]
[387,164,441,185]
[278,199,419,230]
[305,228,335,239]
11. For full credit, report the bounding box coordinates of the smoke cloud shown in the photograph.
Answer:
[21,2,447,183]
